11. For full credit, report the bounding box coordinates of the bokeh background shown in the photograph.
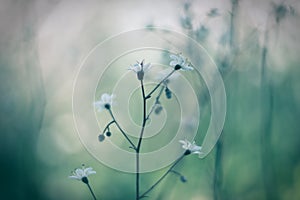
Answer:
[1,0,300,199]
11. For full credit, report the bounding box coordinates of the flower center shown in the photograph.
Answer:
[104,104,111,110]
[81,176,89,184]
[174,64,182,70]
[184,150,191,155]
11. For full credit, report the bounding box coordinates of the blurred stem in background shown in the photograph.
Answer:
[180,1,229,199]
[213,1,239,199]
[259,2,295,199]
[213,137,223,200]
[259,24,278,200]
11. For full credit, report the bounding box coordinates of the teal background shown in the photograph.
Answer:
[1,0,300,199]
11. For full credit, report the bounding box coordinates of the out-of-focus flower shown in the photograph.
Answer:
[94,93,114,112]
[129,60,151,80]
[179,139,202,155]
[272,2,295,24]
[195,25,209,42]
[207,8,220,17]
[69,165,96,184]
[169,53,194,71]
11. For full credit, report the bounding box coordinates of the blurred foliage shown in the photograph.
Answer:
[1,0,300,200]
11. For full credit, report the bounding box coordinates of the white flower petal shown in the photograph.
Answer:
[84,167,96,176]
[179,139,202,155]
[170,60,178,67]
[128,61,151,74]
[69,165,96,182]
[75,168,84,177]
[170,54,179,60]
[69,175,81,180]
[94,93,115,112]
[169,53,194,71]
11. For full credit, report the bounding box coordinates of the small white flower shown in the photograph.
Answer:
[69,165,96,181]
[179,139,202,155]
[170,53,194,71]
[128,60,151,73]
[94,93,114,112]
[129,60,151,80]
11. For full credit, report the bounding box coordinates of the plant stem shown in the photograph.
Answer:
[136,79,147,200]
[260,25,278,200]
[102,120,115,133]
[136,151,140,200]
[107,108,136,150]
[145,70,175,99]
[139,154,185,199]
[136,70,177,199]
[86,183,97,200]
[146,85,165,121]
[213,138,223,200]
[137,80,147,150]
[229,0,239,49]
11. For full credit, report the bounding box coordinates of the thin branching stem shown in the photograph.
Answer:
[139,154,186,199]
[102,120,115,133]
[145,70,176,99]
[136,79,147,200]
[107,108,136,150]
[169,170,183,177]
[137,80,147,150]
[135,69,178,199]
[146,85,165,121]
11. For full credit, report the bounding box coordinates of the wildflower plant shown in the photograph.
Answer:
[70,53,204,199]
[71,28,226,200]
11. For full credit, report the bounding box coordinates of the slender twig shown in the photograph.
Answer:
[213,138,223,200]
[145,70,175,99]
[136,68,177,199]
[139,154,185,199]
[137,80,147,150]
[136,150,140,200]
[146,85,165,121]
[86,183,97,200]
[260,15,278,200]
[169,170,183,177]
[107,108,136,150]
[136,79,147,200]
[102,120,115,133]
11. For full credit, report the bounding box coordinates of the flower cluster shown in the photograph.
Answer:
[70,52,201,200]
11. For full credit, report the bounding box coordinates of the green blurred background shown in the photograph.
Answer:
[1,0,300,199]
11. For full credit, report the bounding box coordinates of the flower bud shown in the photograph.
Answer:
[106,131,112,137]
[165,87,172,99]
[137,70,144,80]
[154,104,163,115]
[98,134,105,142]
[180,176,187,183]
